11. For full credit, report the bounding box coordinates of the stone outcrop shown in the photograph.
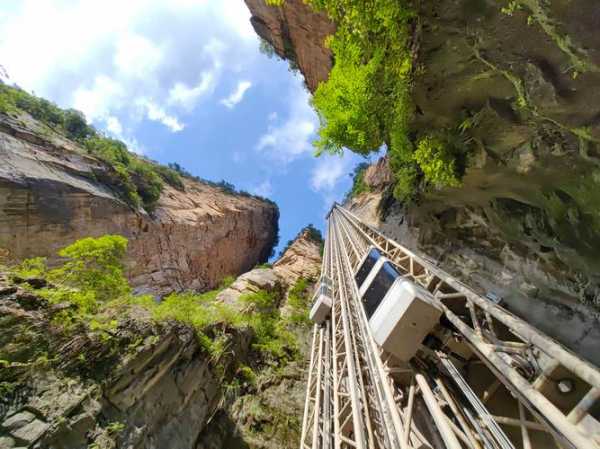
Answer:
[0,112,278,296]
[243,0,335,92]
[0,280,249,449]
[197,228,323,449]
[0,226,322,449]
[217,227,322,307]
[273,228,321,282]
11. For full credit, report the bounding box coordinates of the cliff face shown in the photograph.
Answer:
[247,0,600,365]
[197,229,322,449]
[0,228,322,449]
[0,112,278,295]
[0,280,250,449]
[244,0,335,92]
[346,157,600,367]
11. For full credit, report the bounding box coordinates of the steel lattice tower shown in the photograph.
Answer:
[300,204,600,449]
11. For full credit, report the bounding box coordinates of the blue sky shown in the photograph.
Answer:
[0,0,378,256]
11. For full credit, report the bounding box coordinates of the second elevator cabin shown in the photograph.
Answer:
[309,275,333,324]
[354,246,441,362]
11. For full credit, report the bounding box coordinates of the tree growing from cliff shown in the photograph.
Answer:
[47,235,130,312]
[344,162,370,201]
[302,0,466,200]
[12,235,130,315]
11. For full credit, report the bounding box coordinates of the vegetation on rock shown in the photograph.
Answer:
[0,81,279,214]
[0,82,187,211]
[9,235,304,364]
[278,223,323,258]
[1,231,318,448]
[344,162,370,201]
[287,277,312,325]
[264,0,466,201]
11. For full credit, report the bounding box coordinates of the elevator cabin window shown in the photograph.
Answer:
[362,262,400,319]
[355,248,382,288]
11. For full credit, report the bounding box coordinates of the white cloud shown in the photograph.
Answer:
[105,116,124,137]
[311,156,347,191]
[137,98,185,132]
[256,80,317,163]
[114,33,164,79]
[220,80,252,109]
[72,75,125,122]
[251,180,273,198]
[0,0,261,137]
[168,72,215,111]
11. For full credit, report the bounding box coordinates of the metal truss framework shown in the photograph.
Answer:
[300,204,600,449]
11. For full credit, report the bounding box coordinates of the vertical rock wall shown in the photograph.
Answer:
[0,113,278,295]
[244,0,335,92]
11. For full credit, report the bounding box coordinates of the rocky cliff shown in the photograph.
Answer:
[246,0,600,366]
[196,227,322,449]
[0,227,322,449]
[244,0,335,92]
[0,112,278,296]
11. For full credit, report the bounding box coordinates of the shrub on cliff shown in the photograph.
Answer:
[414,136,462,188]
[344,162,370,201]
[12,235,129,315]
[0,81,187,212]
[287,277,312,325]
[307,0,414,158]
[292,0,464,200]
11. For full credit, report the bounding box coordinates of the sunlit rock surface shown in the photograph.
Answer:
[0,112,278,296]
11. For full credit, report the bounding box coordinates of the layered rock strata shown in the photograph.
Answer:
[0,112,278,295]
[0,227,322,449]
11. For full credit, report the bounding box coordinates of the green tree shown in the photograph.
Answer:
[129,160,163,210]
[413,136,461,188]
[312,37,384,155]
[48,235,130,306]
[63,109,92,141]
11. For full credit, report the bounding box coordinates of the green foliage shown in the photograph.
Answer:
[240,290,299,360]
[43,236,130,314]
[501,1,522,15]
[150,292,216,331]
[306,0,418,198]
[0,81,190,211]
[219,275,236,289]
[312,37,385,154]
[11,257,47,279]
[413,136,461,188]
[287,277,311,325]
[142,287,297,362]
[304,223,323,243]
[392,166,417,201]
[237,364,257,386]
[63,109,94,140]
[256,263,273,269]
[106,422,126,435]
[345,162,370,201]
[153,164,186,190]
[8,236,130,332]
[0,82,95,140]
[128,159,163,210]
[265,0,284,5]
[259,38,277,59]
